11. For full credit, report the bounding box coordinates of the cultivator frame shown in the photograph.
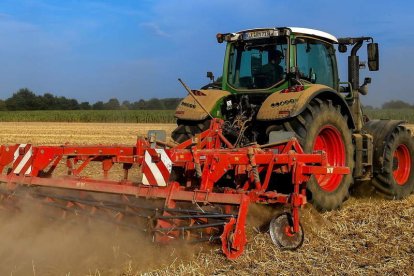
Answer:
[0,119,349,259]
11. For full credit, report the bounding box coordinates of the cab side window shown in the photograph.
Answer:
[296,38,336,88]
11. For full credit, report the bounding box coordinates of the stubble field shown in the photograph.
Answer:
[0,122,413,275]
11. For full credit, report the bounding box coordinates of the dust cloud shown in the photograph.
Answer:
[0,195,194,275]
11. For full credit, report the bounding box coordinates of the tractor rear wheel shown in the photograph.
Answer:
[372,126,414,198]
[283,99,354,211]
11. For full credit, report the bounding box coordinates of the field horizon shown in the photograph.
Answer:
[0,108,410,124]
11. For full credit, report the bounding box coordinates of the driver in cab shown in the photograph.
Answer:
[260,50,284,87]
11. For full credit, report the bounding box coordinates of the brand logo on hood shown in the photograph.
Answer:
[271,99,297,108]
[181,101,196,109]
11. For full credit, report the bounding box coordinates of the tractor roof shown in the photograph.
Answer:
[288,27,338,43]
[218,27,338,44]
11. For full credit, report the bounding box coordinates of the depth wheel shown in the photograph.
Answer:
[372,126,414,198]
[221,218,245,259]
[283,99,354,211]
[269,213,304,250]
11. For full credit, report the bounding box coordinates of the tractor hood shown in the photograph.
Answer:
[175,89,231,121]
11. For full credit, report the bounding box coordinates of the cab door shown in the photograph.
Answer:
[295,37,338,90]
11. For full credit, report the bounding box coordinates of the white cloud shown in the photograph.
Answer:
[140,22,171,38]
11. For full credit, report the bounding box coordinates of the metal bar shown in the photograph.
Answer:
[188,235,221,243]
[0,175,244,205]
[156,214,235,220]
[31,190,160,212]
[302,166,350,175]
[178,78,213,119]
[155,221,226,232]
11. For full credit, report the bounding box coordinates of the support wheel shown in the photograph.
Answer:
[372,126,414,198]
[221,218,245,259]
[269,213,304,250]
[283,99,354,211]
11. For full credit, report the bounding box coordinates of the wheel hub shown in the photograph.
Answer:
[393,144,411,185]
[313,125,345,192]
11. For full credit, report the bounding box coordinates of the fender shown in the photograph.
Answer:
[256,84,355,129]
[174,89,230,121]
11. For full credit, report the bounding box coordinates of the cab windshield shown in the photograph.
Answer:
[227,37,288,90]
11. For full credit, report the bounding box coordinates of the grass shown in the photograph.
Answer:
[364,108,414,122]
[0,110,176,123]
[0,108,410,124]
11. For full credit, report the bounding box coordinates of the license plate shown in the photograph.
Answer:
[244,30,272,40]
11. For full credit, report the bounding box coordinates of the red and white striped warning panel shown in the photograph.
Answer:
[12,144,33,175]
[142,149,172,186]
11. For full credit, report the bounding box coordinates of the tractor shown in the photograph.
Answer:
[172,27,414,211]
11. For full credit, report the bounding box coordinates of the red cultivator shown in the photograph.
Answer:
[0,119,349,259]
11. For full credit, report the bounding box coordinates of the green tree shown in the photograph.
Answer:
[121,100,131,110]
[104,98,121,110]
[79,102,91,110]
[130,99,146,110]
[382,100,412,109]
[163,98,181,109]
[0,100,7,111]
[6,88,41,110]
[146,98,164,110]
[42,93,56,110]
[92,101,104,110]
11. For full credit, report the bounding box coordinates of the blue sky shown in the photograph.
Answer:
[0,0,412,106]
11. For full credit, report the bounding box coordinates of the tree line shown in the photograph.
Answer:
[0,88,182,111]
[0,88,412,111]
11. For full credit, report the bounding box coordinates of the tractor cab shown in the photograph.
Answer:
[216,27,339,93]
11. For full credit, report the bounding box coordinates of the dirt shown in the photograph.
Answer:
[0,197,186,275]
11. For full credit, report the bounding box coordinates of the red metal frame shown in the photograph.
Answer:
[0,119,350,259]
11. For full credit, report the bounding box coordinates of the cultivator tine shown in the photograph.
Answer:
[155,214,234,220]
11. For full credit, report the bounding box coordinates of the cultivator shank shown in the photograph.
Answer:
[0,119,349,259]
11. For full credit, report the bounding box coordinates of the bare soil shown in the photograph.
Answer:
[0,122,412,275]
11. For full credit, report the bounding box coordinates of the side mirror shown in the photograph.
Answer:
[338,44,347,53]
[367,43,379,71]
[206,71,215,82]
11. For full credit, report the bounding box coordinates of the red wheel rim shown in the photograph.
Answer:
[313,125,345,192]
[393,144,411,185]
[284,226,295,237]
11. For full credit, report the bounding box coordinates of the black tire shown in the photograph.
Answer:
[372,126,414,199]
[171,120,210,144]
[283,99,355,211]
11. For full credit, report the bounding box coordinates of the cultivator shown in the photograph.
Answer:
[0,119,349,259]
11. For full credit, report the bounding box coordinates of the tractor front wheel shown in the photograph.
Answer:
[172,120,210,144]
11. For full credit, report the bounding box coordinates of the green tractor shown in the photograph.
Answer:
[172,27,414,211]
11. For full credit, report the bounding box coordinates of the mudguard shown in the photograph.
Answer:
[256,84,355,128]
[174,89,230,121]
